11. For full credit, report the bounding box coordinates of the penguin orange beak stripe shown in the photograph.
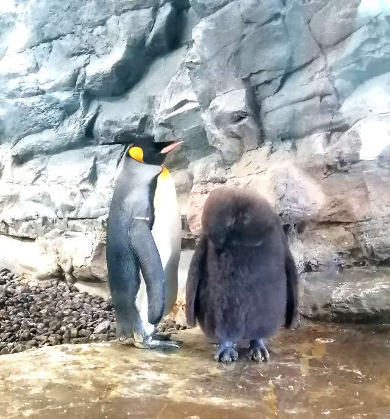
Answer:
[160,141,183,154]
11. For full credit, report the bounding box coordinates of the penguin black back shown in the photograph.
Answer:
[186,186,299,363]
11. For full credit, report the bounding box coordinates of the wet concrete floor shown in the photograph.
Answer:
[0,322,389,419]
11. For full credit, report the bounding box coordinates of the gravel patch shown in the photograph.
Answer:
[0,268,184,355]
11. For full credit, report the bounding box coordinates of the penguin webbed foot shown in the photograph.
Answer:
[248,339,270,363]
[152,331,172,341]
[152,331,183,344]
[134,335,180,350]
[215,341,238,363]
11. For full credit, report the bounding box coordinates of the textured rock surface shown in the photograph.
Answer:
[1,0,390,321]
[1,324,390,419]
[302,268,390,323]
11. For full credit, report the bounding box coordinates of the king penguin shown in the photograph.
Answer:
[186,186,299,363]
[105,134,182,349]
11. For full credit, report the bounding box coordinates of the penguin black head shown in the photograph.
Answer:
[102,134,182,166]
[127,139,182,166]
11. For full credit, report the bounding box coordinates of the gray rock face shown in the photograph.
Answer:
[239,16,291,78]
[189,0,232,17]
[1,0,390,323]
[302,268,390,323]
[84,9,154,97]
[203,89,260,163]
[186,2,245,108]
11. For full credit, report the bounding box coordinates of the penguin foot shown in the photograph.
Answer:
[118,336,134,346]
[133,335,180,350]
[215,341,238,363]
[152,332,175,341]
[152,332,183,345]
[248,339,270,363]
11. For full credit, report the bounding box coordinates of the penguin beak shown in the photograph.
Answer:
[160,141,183,154]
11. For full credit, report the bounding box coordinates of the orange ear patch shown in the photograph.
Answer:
[129,146,144,162]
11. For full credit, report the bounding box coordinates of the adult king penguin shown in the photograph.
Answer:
[186,187,299,363]
[105,134,182,349]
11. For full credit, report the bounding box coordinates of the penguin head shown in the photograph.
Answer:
[127,139,182,166]
[101,134,182,166]
[202,187,278,248]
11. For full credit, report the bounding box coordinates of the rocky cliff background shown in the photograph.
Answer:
[1,0,390,322]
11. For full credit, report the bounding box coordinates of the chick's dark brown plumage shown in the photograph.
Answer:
[186,187,299,363]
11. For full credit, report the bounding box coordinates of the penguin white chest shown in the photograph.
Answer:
[152,168,181,272]
[135,167,181,325]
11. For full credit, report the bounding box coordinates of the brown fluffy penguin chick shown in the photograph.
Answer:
[186,187,299,363]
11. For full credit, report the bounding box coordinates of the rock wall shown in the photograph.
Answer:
[1,0,390,320]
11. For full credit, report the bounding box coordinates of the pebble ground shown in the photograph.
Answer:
[0,268,182,355]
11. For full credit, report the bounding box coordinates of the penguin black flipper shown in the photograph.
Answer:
[186,235,208,327]
[283,235,299,329]
[129,220,165,325]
